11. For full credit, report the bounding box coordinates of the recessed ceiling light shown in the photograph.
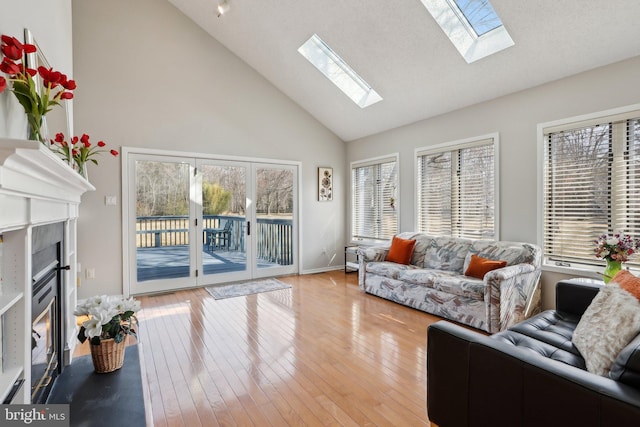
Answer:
[298,34,382,109]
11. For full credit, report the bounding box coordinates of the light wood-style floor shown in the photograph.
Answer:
[75,270,442,426]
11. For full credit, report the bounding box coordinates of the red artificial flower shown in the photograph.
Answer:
[0,35,14,45]
[62,79,76,91]
[60,91,73,100]
[71,136,79,145]
[0,36,33,59]
[0,76,5,93]
[38,66,62,88]
[80,134,90,148]
[26,68,36,77]
[97,141,106,147]
[0,58,20,75]
[55,133,65,143]
[110,149,119,157]
[1,44,21,61]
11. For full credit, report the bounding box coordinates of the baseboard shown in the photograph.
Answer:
[300,265,345,275]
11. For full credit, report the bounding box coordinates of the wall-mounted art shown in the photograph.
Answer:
[318,167,333,201]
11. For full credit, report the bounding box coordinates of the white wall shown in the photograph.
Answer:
[69,0,345,297]
[0,0,73,138]
[346,55,640,309]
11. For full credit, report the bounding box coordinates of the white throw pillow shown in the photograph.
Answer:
[572,283,640,376]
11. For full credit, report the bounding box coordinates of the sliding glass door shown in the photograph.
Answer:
[125,152,298,295]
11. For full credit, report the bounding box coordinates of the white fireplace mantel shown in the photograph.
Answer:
[0,138,94,403]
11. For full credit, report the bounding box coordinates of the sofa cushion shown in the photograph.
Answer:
[508,310,581,356]
[395,232,434,266]
[463,240,537,273]
[398,269,486,300]
[423,236,473,273]
[385,236,416,265]
[609,334,640,388]
[464,254,507,279]
[365,261,418,280]
[572,283,640,376]
[492,330,587,369]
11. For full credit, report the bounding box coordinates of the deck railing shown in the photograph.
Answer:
[136,215,293,265]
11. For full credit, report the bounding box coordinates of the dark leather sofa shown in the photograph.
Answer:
[427,279,640,427]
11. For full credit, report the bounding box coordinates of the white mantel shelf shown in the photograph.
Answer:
[0,138,95,205]
[0,138,94,404]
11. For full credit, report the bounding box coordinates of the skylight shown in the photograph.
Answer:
[420,0,514,63]
[298,34,382,108]
[452,0,502,36]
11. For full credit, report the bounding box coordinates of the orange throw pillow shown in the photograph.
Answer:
[464,254,507,279]
[385,236,417,265]
[612,270,640,302]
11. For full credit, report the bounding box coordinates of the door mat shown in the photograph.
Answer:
[205,278,291,300]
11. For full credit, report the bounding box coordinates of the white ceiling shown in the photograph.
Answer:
[167,0,640,141]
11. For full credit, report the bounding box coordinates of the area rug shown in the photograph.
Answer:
[205,278,291,300]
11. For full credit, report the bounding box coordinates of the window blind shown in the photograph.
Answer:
[352,158,398,240]
[543,115,640,269]
[417,139,495,239]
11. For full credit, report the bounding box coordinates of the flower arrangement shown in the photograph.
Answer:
[594,232,640,262]
[49,132,119,177]
[0,34,75,143]
[74,295,140,345]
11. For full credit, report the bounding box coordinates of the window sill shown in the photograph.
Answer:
[542,262,637,279]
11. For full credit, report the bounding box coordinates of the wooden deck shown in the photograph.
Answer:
[136,246,277,281]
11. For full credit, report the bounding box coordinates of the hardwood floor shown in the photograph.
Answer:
[75,270,441,426]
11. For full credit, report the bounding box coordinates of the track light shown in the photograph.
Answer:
[217,0,229,18]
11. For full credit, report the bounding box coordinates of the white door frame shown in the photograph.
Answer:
[122,147,300,296]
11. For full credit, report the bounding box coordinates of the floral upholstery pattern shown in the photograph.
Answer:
[358,233,542,333]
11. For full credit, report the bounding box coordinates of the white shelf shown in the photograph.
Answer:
[0,139,94,403]
[0,292,23,317]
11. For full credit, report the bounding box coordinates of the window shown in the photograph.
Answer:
[541,107,640,270]
[419,0,514,63]
[351,155,398,241]
[298,34,382,108]
[417,135,498,239]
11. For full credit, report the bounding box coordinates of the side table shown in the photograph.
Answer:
[345,245,359,273]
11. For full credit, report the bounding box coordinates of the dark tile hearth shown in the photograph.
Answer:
[47,345,145,427]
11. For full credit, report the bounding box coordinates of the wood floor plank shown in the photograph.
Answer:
[74,270,438,426]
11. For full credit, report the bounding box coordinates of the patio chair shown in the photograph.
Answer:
[208,220,232,251]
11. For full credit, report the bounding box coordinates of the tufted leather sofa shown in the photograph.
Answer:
[426,278,640,427]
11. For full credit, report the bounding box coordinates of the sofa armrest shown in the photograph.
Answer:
[556,278,602,319]
[357,245,389,263]
[427,321,640,427]
[357,244,389,289]
[484,263,541,332]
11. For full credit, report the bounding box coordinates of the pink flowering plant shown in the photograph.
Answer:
[74,295,140,345]
[594,232,640,262]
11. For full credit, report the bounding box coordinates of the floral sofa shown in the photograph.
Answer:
[357,232,542,333]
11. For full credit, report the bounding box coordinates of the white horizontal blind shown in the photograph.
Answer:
[458,144,495,239]
[417,151,452,235]
[543,116,640,269]
[417,139,495,239]
[622,119,640,260]
[352,158,398,240]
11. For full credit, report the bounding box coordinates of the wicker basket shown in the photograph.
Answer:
[90,338,126,373]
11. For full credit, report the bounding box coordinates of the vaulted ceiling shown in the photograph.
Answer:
[167,0,640,141]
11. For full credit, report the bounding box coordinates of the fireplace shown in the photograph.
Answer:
[30,222,67,404]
